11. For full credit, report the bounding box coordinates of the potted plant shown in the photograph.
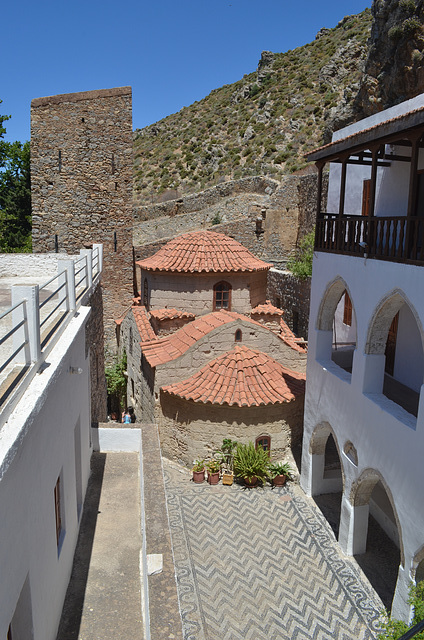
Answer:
[192,459,205,484]
[268,462,293,487]
[219,438,238,485]
[233,441,269,487]
[206,458,221,485]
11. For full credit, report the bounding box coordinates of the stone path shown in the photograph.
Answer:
[164,460,383,640]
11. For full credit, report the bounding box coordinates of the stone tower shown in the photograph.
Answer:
[31,86,134,349]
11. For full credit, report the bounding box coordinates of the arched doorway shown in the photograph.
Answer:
[310,423,343,538]
[350,470,402,610]
[365,291,424,417]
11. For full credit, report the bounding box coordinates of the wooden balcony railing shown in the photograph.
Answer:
[316,214,424,264]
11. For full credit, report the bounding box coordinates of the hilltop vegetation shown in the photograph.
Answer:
[134,9,372,203]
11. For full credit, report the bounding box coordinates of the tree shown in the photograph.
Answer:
[0,101,32,252]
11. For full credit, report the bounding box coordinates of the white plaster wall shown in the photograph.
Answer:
[0,308,92,640]
[0,252,77,279]
[394,303,424,393]
[301,251,424,621]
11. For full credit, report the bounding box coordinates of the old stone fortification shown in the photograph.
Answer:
[267,269,311,341]
[30,87,134,349]
[134,173,322,268]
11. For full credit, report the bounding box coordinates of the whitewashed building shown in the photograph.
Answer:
[0,246,102,640]
[301,95,424,621]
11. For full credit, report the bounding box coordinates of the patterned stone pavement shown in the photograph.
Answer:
[163,461,383,640]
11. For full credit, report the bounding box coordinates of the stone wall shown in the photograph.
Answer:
[267,269,311,341]
[140,270,268,316]
[133,172,324,269]
[85,281,108,425]
[30,87,134,350]
[158,393,305,466]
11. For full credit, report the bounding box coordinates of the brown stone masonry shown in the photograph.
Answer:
[31,87,134,351]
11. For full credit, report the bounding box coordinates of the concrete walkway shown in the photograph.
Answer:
[56,426,384,640]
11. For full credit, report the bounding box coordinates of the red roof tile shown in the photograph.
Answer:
[161,345,305,407]
[140,310,260,367]
[132,306,156,341]
[150,308,195,321]
[280,318,307,353]
[136,230,272,273]
[251,300,285,316]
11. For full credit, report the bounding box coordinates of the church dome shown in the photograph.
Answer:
[136,230,272,273]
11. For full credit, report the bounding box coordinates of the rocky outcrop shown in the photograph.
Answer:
[356,0,424,116]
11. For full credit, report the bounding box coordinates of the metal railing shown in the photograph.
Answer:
[0,244,103,428]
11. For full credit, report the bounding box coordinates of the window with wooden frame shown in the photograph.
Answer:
[143,278,149,309]
[343,292,352,326]
[255,435,271,454]
[385,312,399,376]
[362,179,371,216]
[213,281,232,311]
[54,475,63,547]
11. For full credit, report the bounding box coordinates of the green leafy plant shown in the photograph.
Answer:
[211,212,222,225]
[218,438,238,472]
[234,441,270,485]
[105,351,127,413]
[286,229,315,278]
[192,459,205,472]
[206,459,221,473]
[268,462,294,480]
[378,581,424,639]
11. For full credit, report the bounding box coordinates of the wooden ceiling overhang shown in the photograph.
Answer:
[306,107,424,167]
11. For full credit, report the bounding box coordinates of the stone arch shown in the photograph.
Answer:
[316,276,356,333]
[365,289,424,356]
[309,422,344,489]
[350,468,404,566]
[412,545,424,583]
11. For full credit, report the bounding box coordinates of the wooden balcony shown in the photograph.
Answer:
[316,214,424,265]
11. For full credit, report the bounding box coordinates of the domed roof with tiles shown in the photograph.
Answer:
[161,344,305,407]
[136,230,272,273]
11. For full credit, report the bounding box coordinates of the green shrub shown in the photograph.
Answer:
[286,229,315,278]
[378,581,424,639]
[234,441,270,484]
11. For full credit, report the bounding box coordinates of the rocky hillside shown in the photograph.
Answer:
[356,0,424,116]
[133,10,372,204]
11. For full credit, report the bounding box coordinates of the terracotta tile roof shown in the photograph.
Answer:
[150,308,195,321]
[136,230,272,273]
[140,310,259,367]
[280,318,307,353]
[306,104,424,162]
[161,344,306,407]
[251,300,285,316]
[132,306,156,341]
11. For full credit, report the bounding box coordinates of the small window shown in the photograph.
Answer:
[292,310,299,336]
[143,278,149,309]
[129,326,133,356]
[58,150,62,172]
[256,435,271,454]
[235,329,242,342]
[54,476,63,547]
[343,292,352,326]
[213,281,231,311]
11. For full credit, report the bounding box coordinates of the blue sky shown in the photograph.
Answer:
[1,0,371,144]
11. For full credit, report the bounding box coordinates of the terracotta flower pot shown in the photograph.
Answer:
[193,469,205,484]
[272,474,287,487]
[244,476,258,487]
[207,471,220,485]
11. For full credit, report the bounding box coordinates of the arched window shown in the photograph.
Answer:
[143,278,149,309]
[256,435,271,454]
[213,281,231,311]
[235,329,242,342]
